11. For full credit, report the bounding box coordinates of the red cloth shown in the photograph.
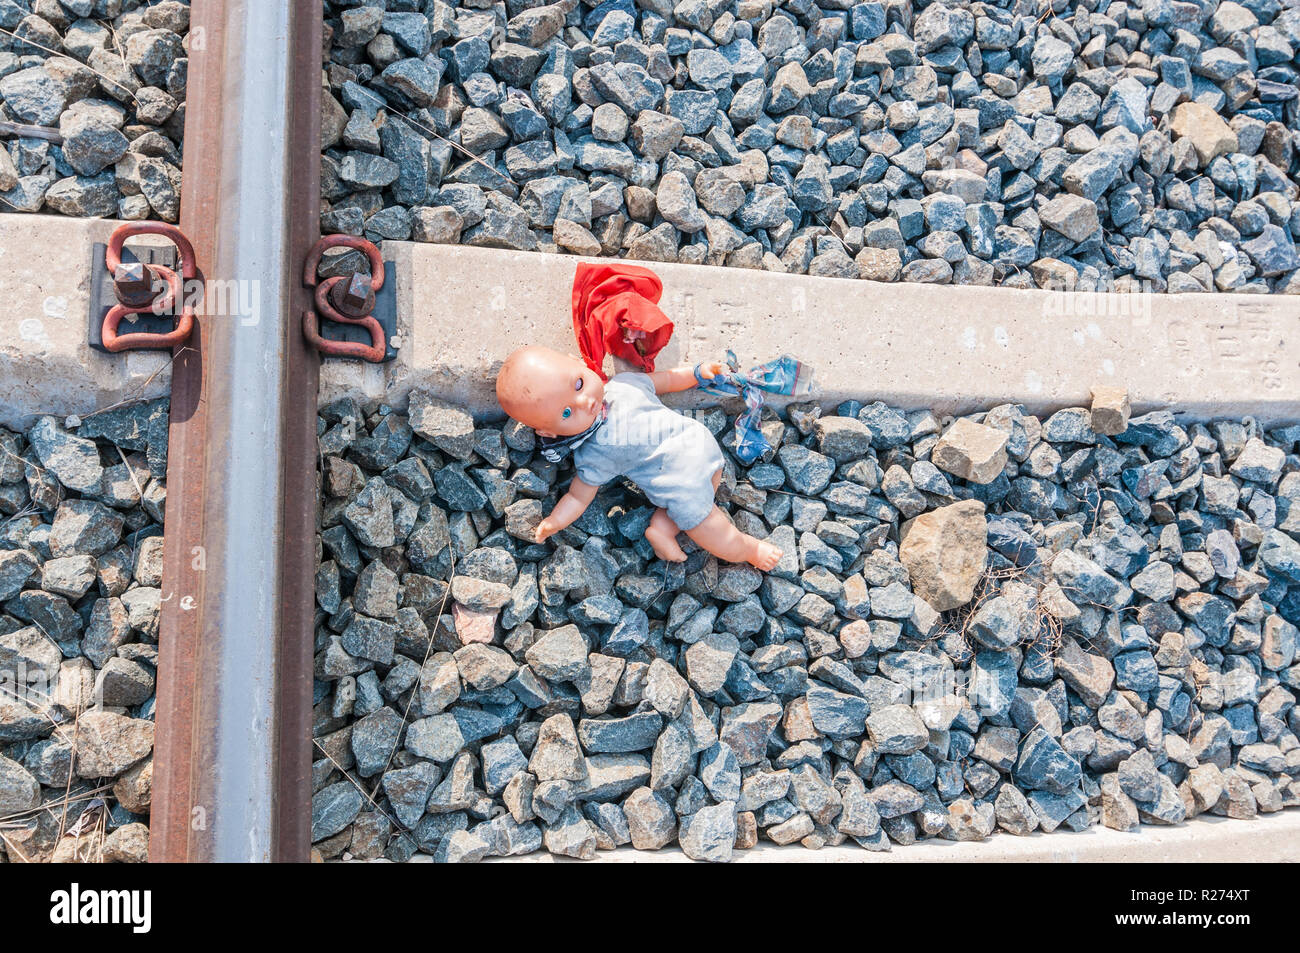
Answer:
[571,262,674,381]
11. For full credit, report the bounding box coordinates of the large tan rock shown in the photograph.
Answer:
[899,500,989,611]
[452,602,498,644]
[1055,636,1115,708]
[50,826,106,863]
[100,822,150,863]
[855,246,902,281]
[932,418,1009,484]
[0,754,41,816]
[552,218,602,255]
[52,657,96,713]
[1089,385,1131,436]
[64,710,154,779]
[112,757,153,815]
[1170,102,1238,166]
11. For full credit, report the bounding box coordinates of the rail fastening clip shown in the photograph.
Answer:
[101,222,198,352]
[302,235,389,363]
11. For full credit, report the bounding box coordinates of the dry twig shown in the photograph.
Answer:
[0,119,62,143]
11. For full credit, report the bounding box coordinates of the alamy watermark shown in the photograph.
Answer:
[1037,277,1157,322]
[18,277,262,346]
[145,275,264,327]
[49,884,151,934]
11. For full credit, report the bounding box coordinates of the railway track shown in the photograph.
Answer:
[148,0,321,864]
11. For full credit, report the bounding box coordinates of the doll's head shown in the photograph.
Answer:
[496,345,607,438]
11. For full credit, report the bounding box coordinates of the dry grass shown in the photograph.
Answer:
[0,356,174,863]
[55,793,108,862]
[930,552,1071,750]
[937,551,1065,666]
[3,437,67,515]
[0,674,115,863]
[113,444,146,502]
[1,499,44,528]
[936,493,1122,665]
[934,466,1186,756]
[379,544,455,782]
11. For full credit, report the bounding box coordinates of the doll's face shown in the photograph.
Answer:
[496,346,607,438]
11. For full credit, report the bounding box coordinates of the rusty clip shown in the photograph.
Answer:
[302,235,387,363]
[102,222,198,352]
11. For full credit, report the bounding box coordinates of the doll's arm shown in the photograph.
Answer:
[536,476,599,542]
[649,361,727,395]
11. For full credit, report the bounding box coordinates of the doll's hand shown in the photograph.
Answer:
[535,517,559,543]
[696,360,727,381]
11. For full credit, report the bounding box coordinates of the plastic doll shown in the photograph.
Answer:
[496,345,783,571]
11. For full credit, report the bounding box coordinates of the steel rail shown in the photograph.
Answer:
[151,0,321,862]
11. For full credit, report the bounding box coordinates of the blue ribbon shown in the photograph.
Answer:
[695,350,815,464]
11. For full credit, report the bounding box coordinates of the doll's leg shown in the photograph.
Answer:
[645,469,724,563]
[685,506,782,571]
[644,508,687,562]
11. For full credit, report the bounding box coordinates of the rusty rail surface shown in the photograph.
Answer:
[151,0,321,863]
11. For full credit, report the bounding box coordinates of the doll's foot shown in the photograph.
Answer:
[645,523,688,562]
[748,540,783,571]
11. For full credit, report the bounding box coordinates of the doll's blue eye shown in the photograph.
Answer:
[562,408,571,419]
[575,378,583,391]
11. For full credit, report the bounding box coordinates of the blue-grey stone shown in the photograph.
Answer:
[1027,788,1086,833]
[1051,550,1132,611]
[351,706,405,777]
[1113,650,1158,693]
[1260,529,1300,583]
[603,607,649,657]
[868,779,925,817]
[378,57,444,108]
[312,782,363,842]
[382,12,432,57]
[857,401,911,448]
[1113,411,1182,456]
[698,741,741,801]
[805,685,869,736]
[986,517,1037,567]
[851,2,886,40]
[1014,727,1082,794]
[578,711,663,753]
[970,649,1017,718]
[736,183,789,230]
[1242,224,1299,277]
[664,88,718,135]
[381,761,440,829]
[885,751,936,788]
[777,444,835,495]
[482,736,529,795]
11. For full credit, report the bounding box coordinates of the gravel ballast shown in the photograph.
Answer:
[320,0,1299,292]
[0,0,190,220]
[0,400,167,864]
[311,390,1300,862]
